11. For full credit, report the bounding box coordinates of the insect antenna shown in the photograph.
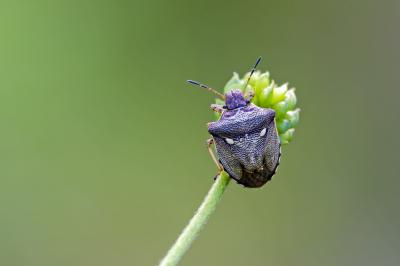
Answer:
[242,56,262,91]
[187,80,225,100]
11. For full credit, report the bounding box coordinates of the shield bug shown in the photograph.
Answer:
[187,57,281,188]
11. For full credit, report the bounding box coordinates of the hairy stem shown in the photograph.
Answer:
[159,171,231,266]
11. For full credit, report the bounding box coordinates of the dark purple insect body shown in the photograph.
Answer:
[208,90,281,188]
[187,57,280,188]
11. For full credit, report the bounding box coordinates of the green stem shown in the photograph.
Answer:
[159,171,231,266]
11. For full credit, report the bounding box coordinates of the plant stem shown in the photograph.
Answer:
[159,171,231,266]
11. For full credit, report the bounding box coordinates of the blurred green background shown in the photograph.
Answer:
[0,0,399,265]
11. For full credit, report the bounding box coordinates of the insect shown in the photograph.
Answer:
[187,57,281,188]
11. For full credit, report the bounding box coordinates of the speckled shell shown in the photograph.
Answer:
[208,104,281,188]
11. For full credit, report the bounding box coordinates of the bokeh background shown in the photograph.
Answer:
[1,0,399,265]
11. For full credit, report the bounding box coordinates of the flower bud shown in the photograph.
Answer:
[270,83,288,105]
[286,109,300,128]
[279,128,295,145]
[243,71,261,88]
[277,119,291,134]
[258,81,274,108]
[284,89,297,110]
[257,72,270,91]
[273,101,289,119]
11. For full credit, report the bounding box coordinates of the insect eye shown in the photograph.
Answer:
[260,128,267,137]
[225,138,234,145]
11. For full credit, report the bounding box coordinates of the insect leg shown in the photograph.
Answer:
[206,138,223,171]
[210,104,224,113]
